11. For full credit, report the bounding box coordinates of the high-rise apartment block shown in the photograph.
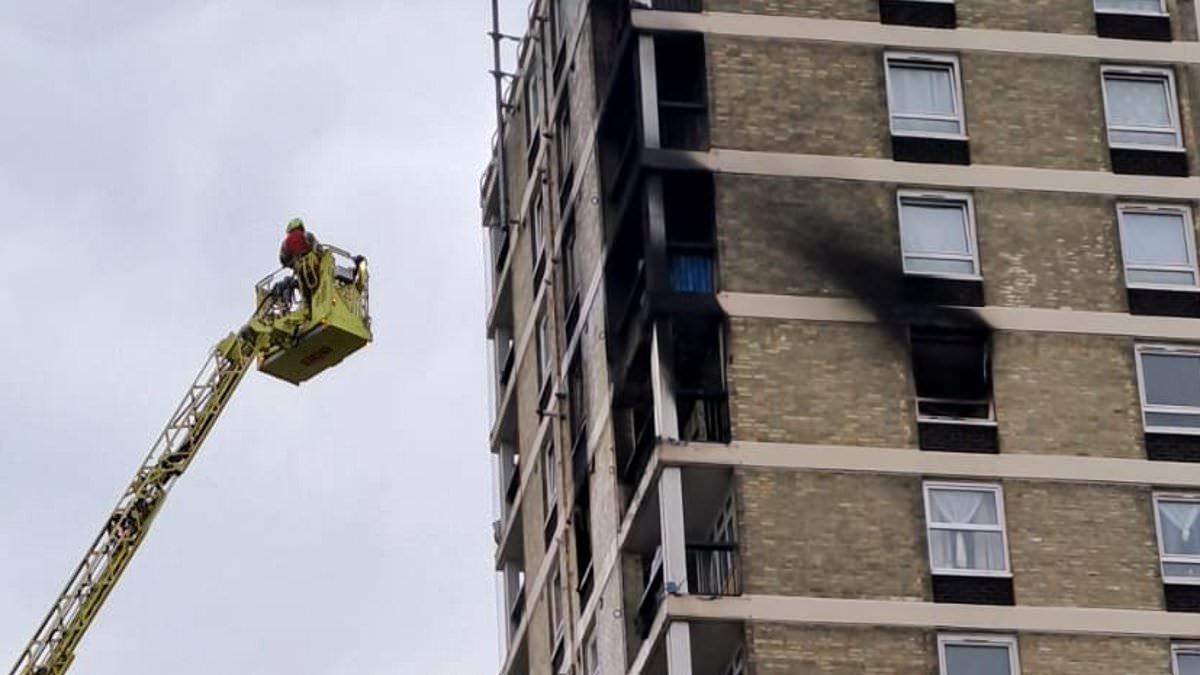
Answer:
[480,1,1200,673]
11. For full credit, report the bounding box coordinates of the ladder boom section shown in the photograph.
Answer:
[9,334,258,675]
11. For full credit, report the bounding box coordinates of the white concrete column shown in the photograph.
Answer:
[651,322,680,441]
[637,34,661,149]
[658,467,688,594]
[665,622,694,675]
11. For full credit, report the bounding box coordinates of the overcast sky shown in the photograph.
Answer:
[0,2,525,673]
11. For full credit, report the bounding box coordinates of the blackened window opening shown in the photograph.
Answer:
[911,328,993,421]
[672,316,731,442]
[663,171,716,294]
[655,33,709,151]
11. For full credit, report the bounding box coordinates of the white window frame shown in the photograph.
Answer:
[938,634,1019,675]
[1174,643,1200,675]
[531,193,546,263]
[1100,65,1184,151]
[1095,0,1167,16]
[884,52,967,140]
[525,56,543,141]
[923,482,1012,577]
[548,562,565,645]
[1135,344,1200,435]
[1154,492,1200,584]
[1118,201,1195,291]
[1117,203,1200,291]
[536,311,553,382]
[543,437,559,522]
[897,190,981,280]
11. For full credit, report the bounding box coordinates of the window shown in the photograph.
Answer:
[584,630,600,675]
[1119,205,1198,289]
[711,490,737,544]
[536,312,552,382]
[938,635,1019,675]
[543,438,559,518]
[549,563,565,642]
[1155,494,1200,582]
[898,191,980,278]
[525,58,543,140]
[924,483,1010,575]
[1175,644,1200,675]
[530,193,546,264]
[1101,66,1182,150]
[1136,345,1200,432]
[722,646,745,675]
[1096,0,1166,14]
[885,53,966,138]
[911,329,993,422]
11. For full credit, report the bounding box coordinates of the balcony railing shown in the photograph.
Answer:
[687,542,741,596]
[678,390,731,443]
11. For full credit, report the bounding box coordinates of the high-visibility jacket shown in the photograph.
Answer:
[279,230,317,267]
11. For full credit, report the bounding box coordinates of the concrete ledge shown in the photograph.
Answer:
[661,440,1200,488]
[645,148,1200,200]
[719,293,1200,341]
[666,594,1200,638]
[631,10,1200,64]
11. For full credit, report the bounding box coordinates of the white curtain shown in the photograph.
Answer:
[1096,0,1165,13]
[891,66,954,116]
[1161,502,1200,555]
[901,202,969,254]
[1107,77,1171,128]
[1124,212,1189,265]
[930,490,1005,571]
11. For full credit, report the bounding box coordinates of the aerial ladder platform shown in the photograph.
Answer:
[8,243,373,675]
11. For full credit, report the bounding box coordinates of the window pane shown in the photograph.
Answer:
[901,202,970,254]
[905,257,977,276]
[1159,501,1200,555]
[1123,211,1190,266]
[893,117,963,135]
[1163,562,1200,580]
[1177,653,1200,675]
[1106,76,1172,128]
[1110,128,1180,147]
[890,63,956,116]
[1142,353,1200,407]
[929,489,999,525]
[1128,269,1197,286]
[1147,412,1200,429]
[1096,0,1164,12]
[930,530,1007,571]
[943,644,1012,675]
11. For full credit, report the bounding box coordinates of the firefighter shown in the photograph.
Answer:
[279,218,318,268]
[279,218,320,311]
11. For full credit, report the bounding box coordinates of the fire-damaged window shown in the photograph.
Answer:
[911,328,998,452]
[672,316,730,443]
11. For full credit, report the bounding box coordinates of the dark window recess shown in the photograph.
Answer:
[911,328,997,452]
[663,171,717,294]
[919,422,999,453]
[543,505,559,546]
[560,216,583,341]
[1111,148,1189,177]
[1165,584,1200,612]
[568,354,588,453]
[904,276,985,307]
[1095,12,1172,41]
[648,0,703,11]
[526,133,541,176]
[636,552,665,639]
[1146,433,1200,462]
[505,459,521,505]
[533,250,548,293]
[1128,288,1200,318]
[538,376,554,416]
[879,0,956,28]
[672,316,731,443]
[932,575,1015,606]
[656,33,709,151]
[574,487,595,604]
[892,136,971,165]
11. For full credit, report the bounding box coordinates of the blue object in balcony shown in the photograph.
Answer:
[669,253,714,293]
